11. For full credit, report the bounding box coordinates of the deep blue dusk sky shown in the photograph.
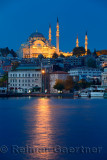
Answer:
[0,0,107,53]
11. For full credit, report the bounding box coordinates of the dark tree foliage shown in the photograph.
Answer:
[10,49,17,57]
[73,47,85,57]
[87,58,96,68]
[52,53,58,59]
[78,79,90,89]
[74,79,91,90]
[0,73,8,87]
[60,54,65,58]
[54,79,65,91]
[38,54,44,60]
[87,49,92,55]
[12,61,20,71]
[64,76,74,91]
[0,47,17,57]
[92,49,98,58]
[53,65,63,72]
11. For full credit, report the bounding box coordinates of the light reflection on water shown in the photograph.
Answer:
[29,98,56,159]
[0,97,107,160]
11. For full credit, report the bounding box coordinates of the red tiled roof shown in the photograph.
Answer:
[50,71,68,74]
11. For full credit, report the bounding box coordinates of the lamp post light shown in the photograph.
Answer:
[41,70,45,93]
[42,70,45,74]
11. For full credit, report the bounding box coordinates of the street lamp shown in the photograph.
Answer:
[42,70,45,74]
[41,70,45,93]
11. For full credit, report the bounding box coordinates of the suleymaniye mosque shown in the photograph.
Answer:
[17,18,73,58]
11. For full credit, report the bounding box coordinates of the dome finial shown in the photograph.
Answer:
[57,17,59,24]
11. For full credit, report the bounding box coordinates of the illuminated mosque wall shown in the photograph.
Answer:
[17,18,73,58]
[17,18,88,58]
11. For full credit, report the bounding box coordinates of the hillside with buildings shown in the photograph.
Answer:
[0,19,107,96]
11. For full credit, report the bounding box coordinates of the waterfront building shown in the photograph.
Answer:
[8,65,42,93]
[101,68,107,87]
[69,67,101,81]
[49,71,68,93]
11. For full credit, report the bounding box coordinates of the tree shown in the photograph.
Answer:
[87,58,96,68]
[12,61,20,71]
[38,54,44,60]
[60,54,65,58]
[54,79,65,91]
[52,53,58,59]
[93,49,98,58]
[0,73,8,87]
[10,49,17,57]
[78,79,90,89]
[87,49,92,55]
[0,47,17,57]
[73,47,85,57]
[64,76,74,91]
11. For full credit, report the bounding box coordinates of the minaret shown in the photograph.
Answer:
[56,17,59,55]
[49,24,52,44]
[85,32,88,54]
[76,34,79,47]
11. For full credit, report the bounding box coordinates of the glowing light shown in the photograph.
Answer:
[28,90,31,93]
[42,70,45,74]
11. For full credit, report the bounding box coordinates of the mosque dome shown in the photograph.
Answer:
[29,32,45,38]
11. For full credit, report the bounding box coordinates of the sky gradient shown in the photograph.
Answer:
[0,0,107,53]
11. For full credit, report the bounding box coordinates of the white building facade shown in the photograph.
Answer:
[8,66,42,93]
[69,67,101,80]
[101,68,107,87]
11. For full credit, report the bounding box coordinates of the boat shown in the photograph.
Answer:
[89,87,105,97]
[104,90,107,98]
[79,89,89,97]
[80,91,89,97]
[74,91,79,98]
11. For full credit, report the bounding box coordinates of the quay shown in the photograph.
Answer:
[0,93,73,98]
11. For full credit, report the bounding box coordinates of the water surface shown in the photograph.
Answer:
[0,97,107,160]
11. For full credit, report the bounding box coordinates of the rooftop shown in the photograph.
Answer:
[29,32,45,38]
[50,71,68,74]
[16,64,41,70]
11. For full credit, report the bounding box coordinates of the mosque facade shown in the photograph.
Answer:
[17,18,88,58]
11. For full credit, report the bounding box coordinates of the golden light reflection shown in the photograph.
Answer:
[30,98,56,159]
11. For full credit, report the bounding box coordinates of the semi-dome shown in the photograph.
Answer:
[29,32,44,38]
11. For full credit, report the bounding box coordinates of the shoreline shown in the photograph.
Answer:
[0,93,74,98]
